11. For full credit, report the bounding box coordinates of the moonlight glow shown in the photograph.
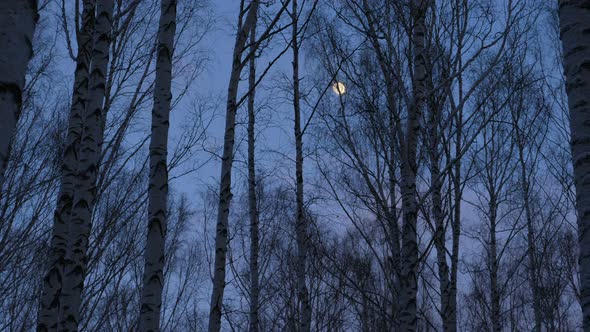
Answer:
[332,81,346,95]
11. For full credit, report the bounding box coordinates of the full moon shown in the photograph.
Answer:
[332,81,346,95]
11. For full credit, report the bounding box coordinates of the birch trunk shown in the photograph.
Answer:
[427,97,454,332]
[432,149,453,332]
[208,2,259,331]
[514,118,542,330]
[449,108,462,332]
[521,152,542,331]
[489,197,501,332]
[399,1,427,330]
[0,0,38,191]
[388,110,401,322]
[247,11,260,332]
[558,1,590,329]
[38,1,95,330]
[292,0,311,330]
[138,0,177,331]
[424,42,457,331]
[59,0,114,329]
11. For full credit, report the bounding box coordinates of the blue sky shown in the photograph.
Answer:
[169,1,312,202]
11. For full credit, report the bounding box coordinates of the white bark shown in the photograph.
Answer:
[247,12,260,332]
[399,1,427,330]
[427,84,454,332]
[559,0,590,329]
[449,108,462,332]
[0,0,38,192]
[292,0,311,330]
[208,2,259,331]
[138,0,176,331]
[60,0,114,329]
[38,2,95,330]
[387,108,401,321]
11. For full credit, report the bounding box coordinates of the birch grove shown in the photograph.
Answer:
[0,0,589,330]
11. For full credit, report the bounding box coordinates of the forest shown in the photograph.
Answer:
[0,0,589,331]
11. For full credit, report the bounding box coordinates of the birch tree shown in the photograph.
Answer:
[462,54,537,330]
[208,1,292,330]
[246,9,261,331]
[397,1,428,329]
[311,1,532,329]
[0,0,209,330]
[139,0,177,330]
[208,2,260,331]
[0,0,584,330]
[464,112,511,331]
[0,0,38,192]
[424,50,454,332]
[559,0,590,329]
[0,30,64,327]
[508,68,547,330]
[59,0,114,329]
[291,0,312,329]
[38,1,96,329]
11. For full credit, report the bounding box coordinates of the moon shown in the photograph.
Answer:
[332,81,346,95]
